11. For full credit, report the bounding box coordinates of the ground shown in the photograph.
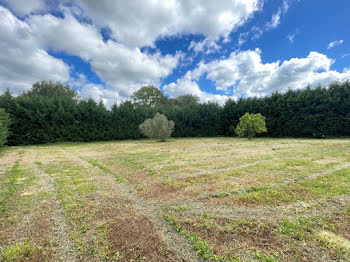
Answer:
[0,138,350,262]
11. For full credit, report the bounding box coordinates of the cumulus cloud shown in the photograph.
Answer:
[327,40,344,49]
[66,74,117,106]
[188,39,221,54]
[1,0,47,16]
[0,1,262,102]
[2,1,347,106]
[0,6,70,94]
[163,72,228,105]
[75,0,260,47]
[27,11,181,99]
[165,49,350,103]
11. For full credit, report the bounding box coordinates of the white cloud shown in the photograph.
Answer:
[238,32,249,46]
[266,0,291,30]
[286,33,295,43]
[327,40,344,49]
[75,0,260,47]
[16,10,181,100]
[266,9,281,29]
[0,6,70,94]
[164,49,350,103]
[286,28,299,43]
[67,74,116,106]
[188,39,221,54]
[1,0,47,16]
[163,72,228,105]
[0,1,262,102]
[249,0,289,42]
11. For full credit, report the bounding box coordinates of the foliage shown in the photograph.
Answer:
[1,240,42,262]
[317,231,350,255]
[0,108,10,146]
[0,80,350,145]
[235,113,267,139]
[131,85,167,107]
[170,94,200,107]
[25,80,79,100]
[139,113,175,141]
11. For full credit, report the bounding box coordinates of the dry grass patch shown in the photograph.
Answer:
[317,231,350,256]
[106,210,177,261]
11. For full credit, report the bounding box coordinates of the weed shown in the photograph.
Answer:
[87,159,127,183]
[164,214,236,261]
[0,161,21,215]
[317,231,350,255]
[279,217,320,241]
[1,240,42,261]
[254,250,279,262]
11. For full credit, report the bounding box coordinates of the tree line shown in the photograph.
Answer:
[0,81,349,145]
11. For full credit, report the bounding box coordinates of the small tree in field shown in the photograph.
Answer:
[139,113,175,141]
[235,113,267,139]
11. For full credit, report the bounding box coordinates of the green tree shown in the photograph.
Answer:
[172,94,200,107]
[131,85,167,107]
[235,113,267,139]
[0,108,10,146]
[139,113,175,141]
[25,81,79,100]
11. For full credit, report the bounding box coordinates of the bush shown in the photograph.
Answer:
[235,113,267,139]
[139,113,175,141]
[0,108,10,146]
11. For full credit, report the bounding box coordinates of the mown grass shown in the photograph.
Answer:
[163,208,283,262]
[232,167,350,206]
[163,204,350,261]
[1,138,350,261]
[1,240,43,262]
[0,161,21,215]
[44,160,109,260]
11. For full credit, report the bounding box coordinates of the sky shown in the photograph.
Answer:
[0,0,349,106]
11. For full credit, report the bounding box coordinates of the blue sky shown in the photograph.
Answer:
[0,0,349,105]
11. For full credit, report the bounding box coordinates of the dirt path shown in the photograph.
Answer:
[32,163,78,262]
[1,149,78,261]
[0,150,20,179]
[60,148,203,262]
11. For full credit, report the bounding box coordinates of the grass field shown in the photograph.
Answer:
[0,138,350,262]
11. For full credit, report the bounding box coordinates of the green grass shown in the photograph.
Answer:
[164,214,230,261]
[0,161,21,215]
[233,167,350,206]
[0,241,42,262]
[87,158,127,183]
[1,138,350,262]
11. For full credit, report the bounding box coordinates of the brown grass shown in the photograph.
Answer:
[106,210,177,261]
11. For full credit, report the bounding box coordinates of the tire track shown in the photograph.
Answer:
[61,148,203,262]
[32,158,78,262]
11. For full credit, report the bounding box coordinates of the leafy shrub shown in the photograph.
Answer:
[139,113,175,141]
[235,113,267,139]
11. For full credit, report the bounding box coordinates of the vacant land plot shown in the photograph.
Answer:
[0,138,350,261]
